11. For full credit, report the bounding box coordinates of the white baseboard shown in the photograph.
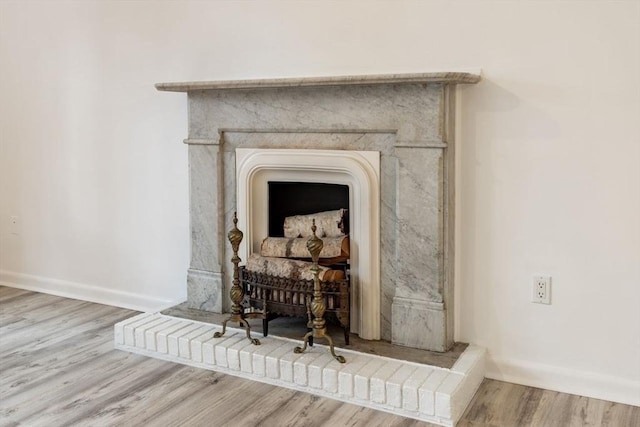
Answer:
[487,357,640,407]
[3,268,638,408]
[0,269,182,313]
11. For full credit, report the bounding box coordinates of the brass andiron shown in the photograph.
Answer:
[294,220,346,363]
[214,212,260,345]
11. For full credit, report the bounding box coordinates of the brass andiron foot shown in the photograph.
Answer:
[294,220,346,363]
[213,212,260,346]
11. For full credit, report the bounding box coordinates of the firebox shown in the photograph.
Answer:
[267,181,349,238]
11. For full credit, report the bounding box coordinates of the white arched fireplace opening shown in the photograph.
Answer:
[235,148,380,340]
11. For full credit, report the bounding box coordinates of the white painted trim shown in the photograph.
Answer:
[235,148,381,340]
[0,270,180,313]
[487,357,640,407]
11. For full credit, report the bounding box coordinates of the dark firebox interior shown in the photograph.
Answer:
[268,181,349,237]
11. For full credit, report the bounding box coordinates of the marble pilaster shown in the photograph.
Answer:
[186,143,225,312]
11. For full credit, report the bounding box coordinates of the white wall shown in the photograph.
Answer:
[1,0,638,406]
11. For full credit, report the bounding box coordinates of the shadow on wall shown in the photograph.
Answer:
[464,78,562,139]
[456,77,562,345]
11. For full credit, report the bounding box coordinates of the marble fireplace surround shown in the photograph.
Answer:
[157,72,481,352]
[236,148,381,340]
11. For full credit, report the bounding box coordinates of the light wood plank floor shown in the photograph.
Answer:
[1,287,638,427]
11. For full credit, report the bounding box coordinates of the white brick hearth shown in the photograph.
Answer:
[115,313,485,426]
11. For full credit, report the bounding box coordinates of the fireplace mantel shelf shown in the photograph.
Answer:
[155,71,481,92]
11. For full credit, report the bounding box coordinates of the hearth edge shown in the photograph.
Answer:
[115,312,486,427]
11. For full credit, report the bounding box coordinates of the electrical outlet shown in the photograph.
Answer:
[532,276,551,304]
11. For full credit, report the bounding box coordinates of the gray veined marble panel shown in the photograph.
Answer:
[189,145,223,272]
[392,298,450,352]
[187,269,223,313]
[394,147,444,302]
[189,84,444,142]
[391,147,451,351]
[379,154,398,342]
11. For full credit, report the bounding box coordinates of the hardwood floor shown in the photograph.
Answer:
[1,286,638,427]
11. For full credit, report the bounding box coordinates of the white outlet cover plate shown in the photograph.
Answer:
[532,276,551,304]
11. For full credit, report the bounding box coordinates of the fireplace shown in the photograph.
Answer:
[157,72,481,352]
[236,148,380,339]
